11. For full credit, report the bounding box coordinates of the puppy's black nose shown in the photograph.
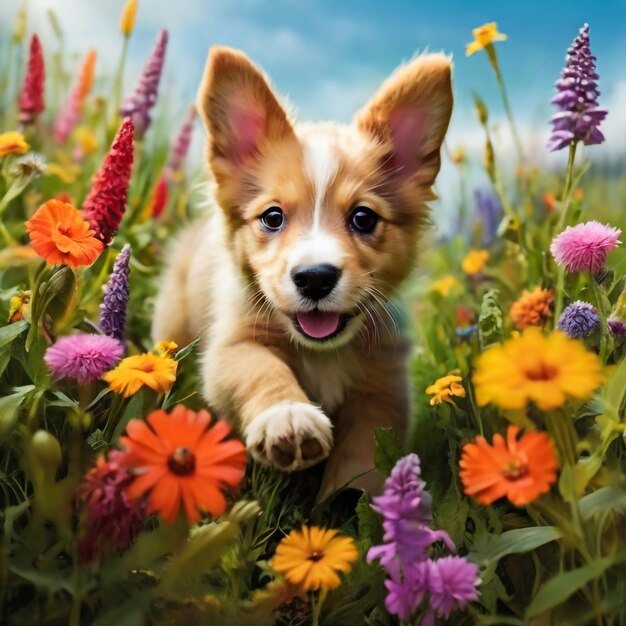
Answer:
[291,264,342,301]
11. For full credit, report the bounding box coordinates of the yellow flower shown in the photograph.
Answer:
[430,275,460,297]
[271,526,358,592]
[451,145,466,165]
[46,162,81,184]
[462,249,489,275]
[473,327,602,411]
[426,371,466,406]
[8,291,31,323]
[74,127,98,156]
[120,0,139,36]
[0,131,29,156]
[103,353,177,397]
[155,340,178,357]
[466,22,507,56]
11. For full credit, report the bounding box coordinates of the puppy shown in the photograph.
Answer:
[152,46,453,496]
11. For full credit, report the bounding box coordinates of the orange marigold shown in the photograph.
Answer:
[119,406,247,524]
[25,200,104,268]
[509,286,554,330]
[459,425,558,506]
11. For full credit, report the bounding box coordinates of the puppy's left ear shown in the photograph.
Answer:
[355,53,453,189]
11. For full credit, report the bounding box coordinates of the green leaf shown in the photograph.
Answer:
[174,338,199,361]
[374,427,402,476]
[356,491,381,552]
[478,289,503,348]
[0,319,29,349]
[579,485,626,520]
[112,393,144,440]
[469,526,563,569]
[0,385,35,439]
[87,429,107,453]
[526,554,624,618]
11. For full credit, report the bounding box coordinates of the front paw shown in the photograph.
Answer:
[245,401,333,471]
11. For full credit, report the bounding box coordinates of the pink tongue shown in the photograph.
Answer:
[296,310,341,339]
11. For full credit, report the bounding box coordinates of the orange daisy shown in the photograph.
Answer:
[25,199,104,269]
[119,406,247,524]
[459,425,558,506]
[271,526,358,592]
[509,286,554,330]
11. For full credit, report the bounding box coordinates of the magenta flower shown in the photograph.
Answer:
[45,334,124,385]
[547,24,606,151]
[76,451,145,563]
[551,221,621,273]
[121,29,168,137]
[426,557,481,621]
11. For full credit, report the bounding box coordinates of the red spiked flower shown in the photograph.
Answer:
[151,176,168,218]
[82,118,135,245]
[19,34,45,125]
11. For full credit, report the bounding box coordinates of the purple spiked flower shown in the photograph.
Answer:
[547,24,607,152]
[165,105,196,183]
[45,334,124,385]
[121,29,168,138]
[99,244,131,341]
[474,189,503,246]
[557,301,600,338]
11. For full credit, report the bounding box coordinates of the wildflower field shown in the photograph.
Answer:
[1,4,626,626]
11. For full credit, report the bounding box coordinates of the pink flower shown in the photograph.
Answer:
[76,451,146,563]
[551,220,621,273]
[45,334,124,385]
[426,557,481,620]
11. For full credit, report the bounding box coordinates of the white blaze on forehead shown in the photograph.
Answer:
[288,230,344,268]
[302,134,338,229]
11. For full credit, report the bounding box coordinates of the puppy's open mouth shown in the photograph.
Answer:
[293,310,351,341]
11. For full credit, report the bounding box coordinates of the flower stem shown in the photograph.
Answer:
[554,142,579,321]
[487,45,524,163]
[310,589,327,626]
[111,36,129,126]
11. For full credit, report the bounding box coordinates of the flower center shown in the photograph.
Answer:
[502,459,528,480]
[308,550,324,562]
[167,447,196,475]
[524,361,558,381]
[139,362,155,373]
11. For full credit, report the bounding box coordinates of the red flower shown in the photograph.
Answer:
[19,34,45,125]
[82,118,135,245]
[151,176,168,218]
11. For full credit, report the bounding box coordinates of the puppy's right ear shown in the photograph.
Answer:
[197,46,295,184]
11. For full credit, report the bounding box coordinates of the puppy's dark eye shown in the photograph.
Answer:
[349,207,379,234]
[260,207,284,231]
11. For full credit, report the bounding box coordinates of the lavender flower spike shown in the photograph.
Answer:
[547,24,607,152]
[165,105,196,182]
[100,244,131,341]
[121,29,168,137]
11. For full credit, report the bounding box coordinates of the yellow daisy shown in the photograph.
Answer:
[103,353,177,397]
[271,526,358,592]
[466,22,508,57]
[0,131,29,156]
[426,371,466,406]
[473,327,602,410]
[462,249,489,275]
[430,275,460,297]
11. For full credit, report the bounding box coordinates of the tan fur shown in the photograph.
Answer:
[152,46,453,497]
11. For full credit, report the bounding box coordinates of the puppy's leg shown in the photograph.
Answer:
[320,354,410,498]
[204,340,333,471]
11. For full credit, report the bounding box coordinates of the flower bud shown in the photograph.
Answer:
[31,430,62,474]
[120,0,139,36]
[474,96,489,126]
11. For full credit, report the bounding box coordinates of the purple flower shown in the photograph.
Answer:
[99,244,131,341]
[45,334,124,385]
[427,557,481,619]
[384,562,429,621]
[76,450,146,563]
[608,316,626,338]
[551,221,621,273]
[547,24,607,152]
[121,29,168,137]
[557,301,600,338]
[165,105,196,182]
[474,189,502,246]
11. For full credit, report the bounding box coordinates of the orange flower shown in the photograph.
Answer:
[509,286,554,330]
[119,406,247,524]
[459,425,558,506]
[103,352,177,397]
[0,131,29,155]
[25,200,104,268]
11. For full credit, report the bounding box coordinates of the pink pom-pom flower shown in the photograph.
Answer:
[550,220,621,273]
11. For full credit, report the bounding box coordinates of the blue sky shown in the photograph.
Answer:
[2,0,625,214]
